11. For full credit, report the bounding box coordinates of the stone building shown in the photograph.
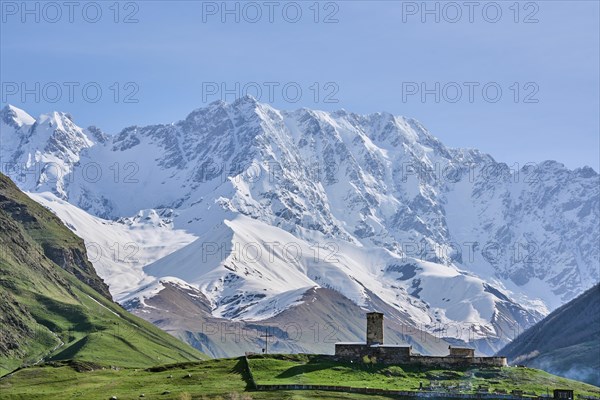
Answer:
[334,312,507,367]
[554,389,574,400]
[448,346,475,358]
[366,312,384,345]
[335,312,413,363]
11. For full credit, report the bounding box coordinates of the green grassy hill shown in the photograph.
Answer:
[247,354,600,396]
[0,358,392,400]
[0,173,206,376]
[1,355,598,399]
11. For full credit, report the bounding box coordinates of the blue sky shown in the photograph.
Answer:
[1,0,598,170]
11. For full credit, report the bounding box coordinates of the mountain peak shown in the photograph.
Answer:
[0,104,36,128]
[201,95,259,113]
[232,94,258,106]
[37,110,75,128]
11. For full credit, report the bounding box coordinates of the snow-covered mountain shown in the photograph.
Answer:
[1,99,598,355]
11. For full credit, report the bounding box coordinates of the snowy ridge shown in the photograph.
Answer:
[29,192,196,299]
[2,100,598,347]
[0,106,93,198]
[120,276,200,310]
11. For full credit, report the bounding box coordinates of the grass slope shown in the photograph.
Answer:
[0,358,391,400]
[1,355,598,399]
[0,173,206,376]
[248,354,600,396]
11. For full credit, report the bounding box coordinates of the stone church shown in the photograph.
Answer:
[334,312,507,367]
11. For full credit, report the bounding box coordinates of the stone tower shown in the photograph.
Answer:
[366,312,384,345]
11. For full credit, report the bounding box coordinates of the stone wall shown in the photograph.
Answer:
[409,355,507,367]
[334,344,366,361]
[449,347,475,358]
[334,344,506,367]
[254,384,523,399]
[334,344,411,364]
